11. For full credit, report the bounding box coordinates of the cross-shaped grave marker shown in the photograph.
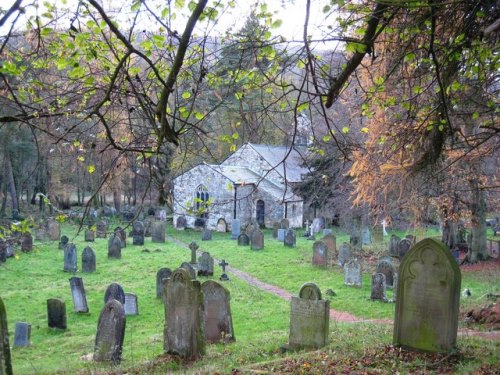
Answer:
[219,259,229,281]
[189,241,199,264]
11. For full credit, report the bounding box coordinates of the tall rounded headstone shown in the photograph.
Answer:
[0,296,13,375]
[82,247,96,273]
[104,283,125,305]
[107,234,122,259]
[94,300,126,364]
[156,268,172,299]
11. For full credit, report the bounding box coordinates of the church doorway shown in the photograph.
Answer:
[256,200,265,226]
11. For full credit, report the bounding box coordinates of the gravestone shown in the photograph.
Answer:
[398,238,413,259]
[94,299,126,364]
[114,227,127,248]
[59,235,69,250]
[219,259,229,281]
[189,241,199,264]
[20,233,33,253]
[392,273,399,302]
[82,247,96,273]
[362,227,372,245]
[194,218,205,230]
[312,241,328,267]
[0,241,6,263]
[47,298,67,330]
[69,277,89,313]
[216,218,227,233]
[201,280,235,343]
[405,234,416,245]
[284,229,296,248]
[13,322,31,347]
[280,218,290,230]
[104,282,126,305]
[175,215,187,230]
[389,235,401,257]
[132,221,145,246]
[370,273,387,302]
[338,243,352,267]
[250,229,264,251]
[180,262,197,279]
[144,220,152,237]
[231,219,241,240]
[277,229,286,241]
[0,296,13,375]
[349,234,362,251]
[288,283,329,349]
[201,228,212,241]
[272,222,280,239]
[163,268,205,359]
[84,228,95,242]
[237,233,250,246]
[157,209,167,221]
[63,243,78,273]
[107,234,122,259]
[96,220,108,238]
[322,233,337,266]
[156,268,172,299]
[245,223,255,237]
[124,293,138,316]
[151,221,166,243]
[394,238,461,352]
[373,226,384,243]
[376,259,395,289]
[34,225,46,241]
[344,258,362,287]
[197,252,214,276]
[312,218,323,234]
[46,219,60,241]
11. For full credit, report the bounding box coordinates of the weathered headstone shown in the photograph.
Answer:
[104,282,126,305]
[163,268,205,359]
[201,228,212,241]
[370,273,387,302]
[280,218,290,230]
[250,229,264,251]
[94,299,126,364]
[322,233,337,266]
[107,234,122,259]
[34,225,46,241]
[216,218,227,233]
[344,258,362,287]
[114,227,127,248]
[84,228,95,242]
[59,235,69,250]
[272,222,280,239]
[393,239,461,352]
[82,247,96,273]
[0,296,13,375]
[63,243,78,273]
[312,241,328,267]
[175,215,186,230]
[388,235,401,257]
[96,220,108,238]
[47,298,67,330]
[156,268,172,299]
[284,229,296,248]
[46,218,60,241]
[398,238,413,259]
[69,277,89,313]
[201,280,235,343]
[132,221,145,246]
[180,262,197,279]
[197,252,214,277]
[376,259,395,289]
[230,219,240,240]
[13,322,31,347]
[277,228,286,241]
[362,227,372,245]
[373,226,384,243]
[338,242,352,267]
[144,219,152,237]
[237,233,250,246]
[288,283,329,349]
[124,293,138,316]
[20,233,33,253]
[189,241,199,264]
[151,221,166,243]
[349,234,362,251]
[312,218,323,234]
[245,223,256,237]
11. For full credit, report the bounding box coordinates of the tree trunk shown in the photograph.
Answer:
[113,190,121,212]
[4,154,19,214]
[469,183,487,262]
[441,219,457,249]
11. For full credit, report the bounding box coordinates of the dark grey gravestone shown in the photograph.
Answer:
[250,229,264,251]
[156,268,172,299]
[280,218,290,230]
[96,220,108,238]
[189,241,199,264]
[84,228,95,242]
[338,242,352,267]
[163,268,205,359]
[107,234,122,259]
[0,296,13,375]
[59,235,69,250]
[284,229,296,248]
[82,247,96,273]
[349,234,362,251]
[312,241,328,267]
[237,233,250,246]
[231,219,240,239]
[370,273,387,302]
[201,228,212,241]
[114,227,127,248]
[46,219,60,241]
[398,238,413,259]
[104,283,125,305]
[47,298,67,330]
[20,233,33,253]
[69,277,89,313]
[0,241,5,263]
[13,322,31,347]
[389,235,401,257]
[63,243,78,273]
[180,262,197,280]
[394,239,461,352]
[124,293,138,316]
[144,219,152,237]
[272,222,280,239]
[202,280,235,343]
[376,259,395,289]
[288,283,329,349]
[362,227,372,245]
[197,252,214,277]
[277,229,286,241]
[344,258,362,287]
[216,218,227,233]
[151,221,166,243]
[132,221,145,245]
[322,233,337,266]
[94,299,126,364]
[175,215,187,230]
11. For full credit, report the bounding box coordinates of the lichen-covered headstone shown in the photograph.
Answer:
[63,243,78,273]
[176,215,187,230]
[69,277,89,313]
[94,300,126,364]
[231,219,241,240]
[96,220,108,238]
[322,233,337,266]
[180,262,197,279]
[104,283,125,305]
[114,227,127,248]
[201,280,235,343]
[344,258,362,287]
[393,239,461,352]
[20,233,33,253]
[47,298,67,330]
[0,296,13,375]
[107,234,122,259]
[197,252,214,277]
[397,238,413,259]
[131,221,145,246]
[82,247,96,273]
[156,268,172,299]
[163,268,205,359]
[284,229,296,248]
[46,218,60,241]
[312,241,328,267]
[376,259,395,289]
[84,228,95,242]
[201,228,212,241]
[338,242,352,267]
[280,218,290,230]
[237,233,249,246]
[370,273,387,302]
[250,229,264,251]
[362,227,372,245]
[59,235,69,250]
[389,235,401,257]
[151,221,166,243]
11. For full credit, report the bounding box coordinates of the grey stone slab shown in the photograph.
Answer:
[202,280,235,343]
[13,322,31,347]
[344,258,362,287]
[201,228,212,241]
[237,234,249,246]
[151,221,166,243]
[94,300,126,364]
[231,219,240,240]
[284,229,296,248]
[69,277,89,313]
[107,234,122,259]
[63,243,78,273]
[47,298,67,330]
[82,247,96,273]
[250,229,264,251]
[277,229,286,241]
[338,242,352,267]
[376,259,395,289]
[124,293,138,316]
[180,262,197,280]
[197,252,214,277]
[312,241,328,267]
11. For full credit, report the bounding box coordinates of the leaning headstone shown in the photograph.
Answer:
[376,259,395,289]
[163,268,205,359]
[114,227,127,248]
[362,227,372,245]
[201,228,212,241]
[13,322,31,347]
[0,296,13,375]
[124,293,138,316]
[277,229,286,241]
[338,242,352,267]
[388,235,401,257]
[104,282,126,305]
[397,238,413,259]
[156,268,172,299]
[288,283,329,349]
[20,233,33,253]
[370,273,387,302]
[59,235,69,250]
[231,219,241,240]
[63,243,78,273]
[46,219,60,241]
[151,221,166,243]
[180,262,197,279]
[107,234,122,259]
[216,218,227,233]
[250,229,264,251]
[84,228,95,242]
[201,280,235,343]
[237,233,250,246]
[394,238,461,352]
[312,241,328,267]
[47,298,67,330]
[197,252,214,277]
[344,258,362,287]
[175,215,187,230]
[69,277,89,313]
[94,299,126,364]
[284,229,296,248]
[96,220,108,238]
[322,233,337,266]
[82,247,96,273]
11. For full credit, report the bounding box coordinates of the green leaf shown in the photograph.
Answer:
[342,127,349,134]
[413,85,423,94]
[345,42,367,54]
[194,111,204,120]
[175,0,185,9]
[182,91,192,99]
[297,102,309,112]
[472,112,479,120]
[271,19,282,29]
[87,165,96,173]
[360,127,369,133]
[323,5,331,13]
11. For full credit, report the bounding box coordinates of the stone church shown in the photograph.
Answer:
[173,143,309,230]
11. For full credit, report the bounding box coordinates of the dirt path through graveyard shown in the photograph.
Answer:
[167,236,500,340]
